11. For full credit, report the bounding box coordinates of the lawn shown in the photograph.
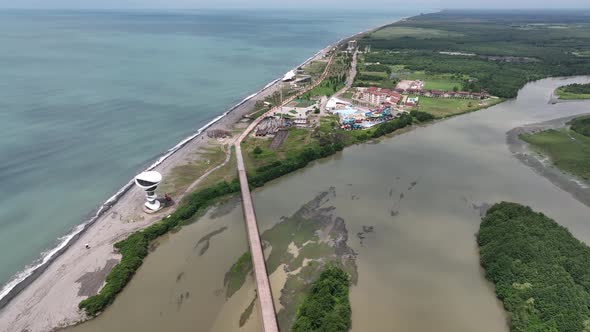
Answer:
[520,128,590,181]
[414,96,501,118]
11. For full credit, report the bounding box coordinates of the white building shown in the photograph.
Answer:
[347,40,357,53]
[282,70,296,82]
[326,97,351,111]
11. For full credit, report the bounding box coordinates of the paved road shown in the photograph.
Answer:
[233,51,336,332]
[334,49,358,98]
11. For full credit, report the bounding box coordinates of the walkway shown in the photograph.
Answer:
[234,51,337,332]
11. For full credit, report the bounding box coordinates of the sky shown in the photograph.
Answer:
[1,0,589,10]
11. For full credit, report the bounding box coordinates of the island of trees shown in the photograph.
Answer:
[556,83,590,100]
[478,202,590,332]
[292,265,351,332]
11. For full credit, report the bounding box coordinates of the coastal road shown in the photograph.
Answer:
[233,50,337,332]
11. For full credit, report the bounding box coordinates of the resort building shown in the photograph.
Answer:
[333,104,404,130]
[357,87,401,107]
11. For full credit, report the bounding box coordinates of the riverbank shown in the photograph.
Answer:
[478,202,590,331]
[507,114,590,209]
[0,20,394,332]
[555,83,590,100]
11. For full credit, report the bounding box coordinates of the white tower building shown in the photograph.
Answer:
[135,171,163,211]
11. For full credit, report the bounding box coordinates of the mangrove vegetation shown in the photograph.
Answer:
[292,266,352,332]
[478,202,590,332]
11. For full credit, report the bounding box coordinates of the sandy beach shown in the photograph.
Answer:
[0,43,337,331]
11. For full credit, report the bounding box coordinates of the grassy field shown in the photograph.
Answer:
[571,115,590,137]
[414,96,502,118]
[521,128,590,181]
[242,127,314,174]
[370,26,463,39]
[159,145,228,195]
[196,148,237,189]
[303,60,328,77]
[403,71,463,91]
[556,90,590,99]
[356,55,464,91]
[555,86,590,100]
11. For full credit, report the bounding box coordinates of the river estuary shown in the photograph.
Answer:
[70,77,590,331]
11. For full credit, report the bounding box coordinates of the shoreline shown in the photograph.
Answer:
[507,114,590,208]
[0,19,394,332]
[0,70,279,311]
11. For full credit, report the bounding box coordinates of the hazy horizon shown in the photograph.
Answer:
[1,0,589,10]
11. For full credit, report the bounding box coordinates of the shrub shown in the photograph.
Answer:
[410,110,435,122]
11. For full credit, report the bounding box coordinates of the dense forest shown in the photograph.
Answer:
[292,266,351,332]
[572,116,590,137]
[359,10,590,98]
[478,202,590,332]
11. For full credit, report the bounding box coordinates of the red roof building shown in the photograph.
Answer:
[361,87,401,106]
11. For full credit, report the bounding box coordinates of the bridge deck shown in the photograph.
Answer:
[234,50,336,332]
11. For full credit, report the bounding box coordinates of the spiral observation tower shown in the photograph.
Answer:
[134,171,163,211]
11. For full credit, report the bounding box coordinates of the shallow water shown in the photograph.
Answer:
[0,9,411,292]
[71,76,590,331]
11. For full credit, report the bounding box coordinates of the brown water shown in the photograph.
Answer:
[71,76,590,332]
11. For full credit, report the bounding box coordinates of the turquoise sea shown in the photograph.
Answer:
[0,9,419,301]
